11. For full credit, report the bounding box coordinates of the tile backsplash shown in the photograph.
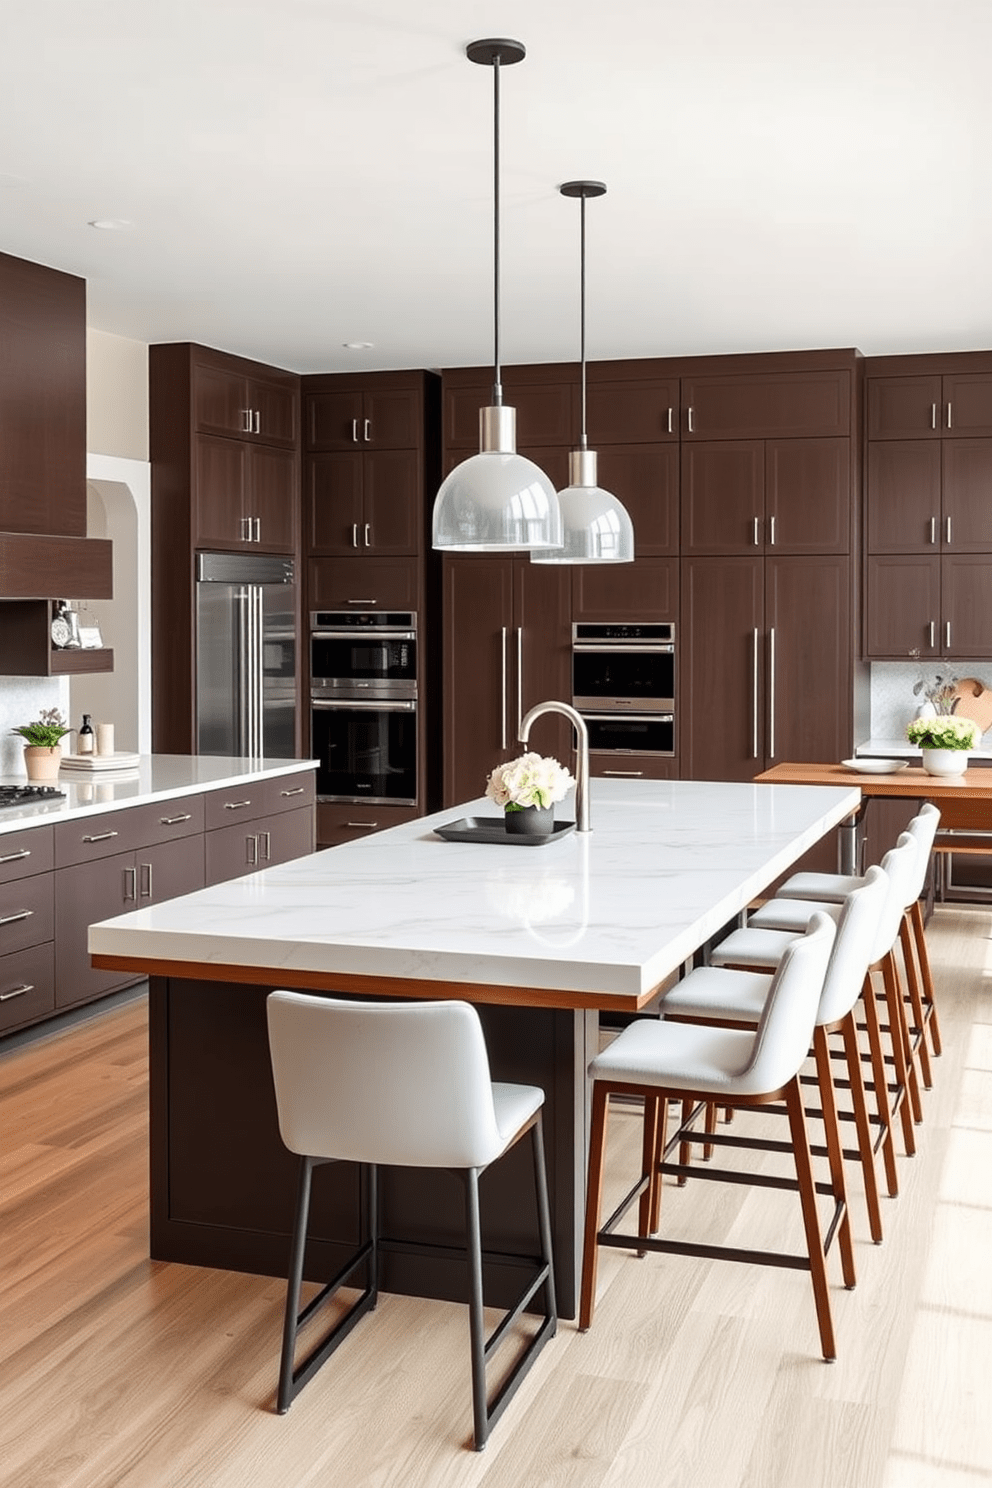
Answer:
[0,676,71,778]
[870,661,992,740]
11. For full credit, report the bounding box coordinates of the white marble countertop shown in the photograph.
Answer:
[0,754,316,834]
[89,777,859,1008]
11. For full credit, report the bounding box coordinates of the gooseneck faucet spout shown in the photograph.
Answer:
[518,700,591,832]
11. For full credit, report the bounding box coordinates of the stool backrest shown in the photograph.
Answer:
[816,865,888,1026]
[870,833,919,963]
[738,912,835,1096]
[267,993,507,1169]
[904,802,941,904]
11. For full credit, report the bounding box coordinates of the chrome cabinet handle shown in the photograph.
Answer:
[253,517,261,543]
[929,620,936,648]
[687,406,695,434]
[500,626,508,751]
[931,403,937,430]
[0,909,32,926]
[280,786,305,797]
[246,834,258,865]
[139,862,153,899]
[223,799,252,811]
[345,820,379,828]
[351,418,359,442]
[364,523,371,547]
[260,831,271,861]
[159,813,192,825]
[253,410,260,435]
[352,524,360,548]
[242,409,252,433]
[0,983,32,1002]
[752,628,760,760]
[123,866,137,902]
[945,516,952,544]
[516,626,523,731]
[602,770,645,777]
[0,849,30,864]
[769,515,776,545]
[947,402,953,430]
[346,598,377,605]
[666,407,673,435]
[752,516,760,546]
[930,516,937,544]
[83,831,119,843]
[945,621,952,648]
[240,516,251,541]
[363,418,371,442]
[768,626,776,759]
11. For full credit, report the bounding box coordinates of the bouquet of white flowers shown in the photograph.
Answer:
[485,752,574,813]
[906,715,979,750]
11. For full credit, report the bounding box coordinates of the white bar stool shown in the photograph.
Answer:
[266,992,558,1451]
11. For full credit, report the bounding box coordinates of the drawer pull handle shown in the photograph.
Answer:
[602,770,644,777]
[83,831,119,843]
[0,983,32,1002]
[159,813,193,825]
[345,821,378,828]
[0,849,30,863]
[223,800,252,811]
[280,786,305,797]
[0,909,33,926]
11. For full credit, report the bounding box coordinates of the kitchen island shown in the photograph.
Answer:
[90,776,858,1317]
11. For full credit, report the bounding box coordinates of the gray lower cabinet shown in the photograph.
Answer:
[0,826,56,1034]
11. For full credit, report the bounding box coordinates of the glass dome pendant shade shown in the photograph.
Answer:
[432,38,563,553]
[532,179,634,565]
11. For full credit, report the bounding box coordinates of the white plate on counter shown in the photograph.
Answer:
[840,758,909,775]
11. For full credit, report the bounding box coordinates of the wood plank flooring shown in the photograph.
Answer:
[2,904,991,1487]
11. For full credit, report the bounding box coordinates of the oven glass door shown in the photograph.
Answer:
[572,646,675,712]
[311,633,417,687]
[583,713,675,755]
[312,698,418,804]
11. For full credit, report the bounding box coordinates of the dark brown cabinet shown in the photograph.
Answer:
[442,557,572,807]
[194,435,297,552]
[307,386,423,451]
[682,555,851,780]
[571,557,678,623]
[866,554,992,659]
[682,370,851,440]
[868,372,992,439]
[316,802,421,850]
[682,437,850,555]
[867,439,992,555]
[204,773,316,886]
[308,555,420,612]
[194,359,298,449]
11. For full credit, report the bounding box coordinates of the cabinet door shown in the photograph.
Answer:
[442,558,513,806]
[256,807,315,869]
[194,364,250,439]
[866,441,941,552]
[941,441,992,550]
[308,453,364,554]
[364,387,422,448]
[501,379,575,446]
[249,375,297,448]
[683,371,850,439]
[867,376,942,439]
[204,822,265,886]
[194,435,249,548]
[942,556,992,656]
[596,445,678,555]
[55,849,139,1007]
[308,556,421,612]
[571,557,678,623]
[305,391,365,450]
[765,438,850,554]
[249,445,297,552]
[443,383,491,448]
[513,559,572,764]
[586,380,679,443]
[943,374,992,437]
[864,555,941,659]
[0,942,55,1034]
[681,557,764,780]
[765,556,851,765]
[137,835,206,907]
[681,441,764,555]
[363,450,422,554]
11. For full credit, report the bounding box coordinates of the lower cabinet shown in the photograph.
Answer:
[316,801,421,849]
[205,805,315,885]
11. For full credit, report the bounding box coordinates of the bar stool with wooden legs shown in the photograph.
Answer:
[580,914,845,1360]
[776,802,942,1085]
[658,865,890,1243]
[266,993,558,1452]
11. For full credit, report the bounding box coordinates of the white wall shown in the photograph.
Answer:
[86,330,149,462]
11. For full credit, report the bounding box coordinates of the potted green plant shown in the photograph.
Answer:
[12,708,71,782]
[905,713,979,777]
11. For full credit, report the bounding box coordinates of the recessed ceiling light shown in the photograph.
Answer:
[88,218,133,231]
[343,341,374,350]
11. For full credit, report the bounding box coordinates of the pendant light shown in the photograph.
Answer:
[432,39,563,553]
[531,181,635,564]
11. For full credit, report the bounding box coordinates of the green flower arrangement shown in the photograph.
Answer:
[906,715,979,751]
[11,709,71,748]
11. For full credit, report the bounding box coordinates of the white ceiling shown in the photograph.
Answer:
[1,0,989,375]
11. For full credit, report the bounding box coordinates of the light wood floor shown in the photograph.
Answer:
[2,905,992,1488]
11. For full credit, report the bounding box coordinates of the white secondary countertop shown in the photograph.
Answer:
[0,754,316,834]
[89,777,859,1009]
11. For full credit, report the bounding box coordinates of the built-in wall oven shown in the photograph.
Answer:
[572,621,675,756]
[310,611,418,804]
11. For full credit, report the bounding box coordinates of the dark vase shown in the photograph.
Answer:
[504,804,554,837]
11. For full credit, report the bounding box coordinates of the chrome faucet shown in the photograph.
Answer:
[518,700,591,832]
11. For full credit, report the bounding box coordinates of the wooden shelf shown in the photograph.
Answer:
[0,601,114,676]
[51,648,114,675]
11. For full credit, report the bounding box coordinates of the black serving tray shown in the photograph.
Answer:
[433,817,576,847]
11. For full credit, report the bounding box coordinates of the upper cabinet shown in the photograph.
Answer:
[868,372,992,439]
[681,369,851,440]
[307,385,423,451]
[194,359,298,449]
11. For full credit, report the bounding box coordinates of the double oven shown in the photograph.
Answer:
[310,612,418,805]
[572,621,676,757]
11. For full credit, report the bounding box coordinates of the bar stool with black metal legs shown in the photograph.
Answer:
[266,992,558,1452]
[580,914,843,1359]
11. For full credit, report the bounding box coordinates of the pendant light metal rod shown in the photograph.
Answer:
[492,52,502,406]
[560,180,606,454]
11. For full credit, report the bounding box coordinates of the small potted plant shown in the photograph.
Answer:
[485,751,575,836]
[12,708,71,782]
[905,713,979,777]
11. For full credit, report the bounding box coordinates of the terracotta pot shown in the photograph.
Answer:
[504,804,554,836]
[921,747,968,778]
[23,745,62,783]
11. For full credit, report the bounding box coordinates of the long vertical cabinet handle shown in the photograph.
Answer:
[516,626,523,732]
[945,621,952,649]
[752,628,760,760]
[768,515,776,545]
[929,620,936,649]
[931,403,937,430]
[945,516,952,544]
[500,627,508,751]
[237,585,251,756]
[250,586,263,758]
[930,517,937,544]
[255,586,265,758]
[946,402,953,430]
[768,627,776,760]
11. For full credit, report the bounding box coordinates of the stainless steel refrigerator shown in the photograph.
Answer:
[195,552,297,760]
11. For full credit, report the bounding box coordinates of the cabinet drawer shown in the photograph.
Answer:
[590,757,679,782]
[127,794,205,846]
[203,783,271,831]
[0,826,54,883]
[0,872,54,953]
[263,772,316,816]
[55,809,149,867]
[0,942,55,1034]
[317,801,419,848]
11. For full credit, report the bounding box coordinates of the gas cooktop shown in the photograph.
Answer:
[0,784,65,808]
